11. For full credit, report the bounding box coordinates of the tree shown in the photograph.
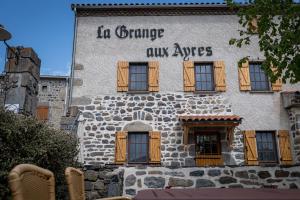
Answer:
[0,108,80,199]
[227,0,300,83]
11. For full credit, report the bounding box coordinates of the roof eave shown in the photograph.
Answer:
[71,3,246,12]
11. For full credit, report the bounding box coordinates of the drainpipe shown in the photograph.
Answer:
[68,7,78,109]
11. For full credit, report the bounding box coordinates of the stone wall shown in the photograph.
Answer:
[4,47,40,115]
[83,165,124,200]
[122,166,300,196]
[288,108,300,164]
[38,76,68,128]
[75,92,244,166]
[0,75,4,106]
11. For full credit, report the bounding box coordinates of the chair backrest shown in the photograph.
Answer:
[65,167,85,200]
[8,164,55,200]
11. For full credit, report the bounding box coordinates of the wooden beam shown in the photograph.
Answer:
[183,125,189,145]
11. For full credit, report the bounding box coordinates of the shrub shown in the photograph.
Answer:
[0,108,80,199]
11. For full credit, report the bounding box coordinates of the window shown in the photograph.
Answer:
[194,131,223,166]
[129,63,148,91]
[128,132,148,163]
[244,130,292,165]
[195,63,214,91]
[256,131,277,163]
[117,61,159,92]
[195,133,220,155]
[115,131,161,164]
[42,85,48,92]
[183,61,226,92]
[249,62,270,91]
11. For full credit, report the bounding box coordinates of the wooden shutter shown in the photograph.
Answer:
[183,126,189,145]
[115,131,127,164]
[148,61,159,92]
[238,61,251,91]
[183,61,195,92]
[244,130,258,165]
[36,106,49,121]
[213,61,226,92]
[271,66,282,91]
[248,18,258,33]
[149,131,161,164]
[278,130,293,165]
[117,61,129,92]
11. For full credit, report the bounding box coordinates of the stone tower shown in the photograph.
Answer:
[3,47,40,115]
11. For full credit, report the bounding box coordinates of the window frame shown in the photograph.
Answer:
[194,62,215,92]
[127,132,149,164]
[255,131,278,164]
[194,132,221,157]
[249,62,271,91]
[128,62,149,92]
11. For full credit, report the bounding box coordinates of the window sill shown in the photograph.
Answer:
[126,91,151,94]
[194,91,218,94]
[249,91,274,94]
[258,162,278,167]
[125,163,161,167]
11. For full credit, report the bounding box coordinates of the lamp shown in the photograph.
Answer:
[0,24,19,64]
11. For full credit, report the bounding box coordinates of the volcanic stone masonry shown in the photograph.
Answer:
[121,166,300,196]
[74,92,244,166]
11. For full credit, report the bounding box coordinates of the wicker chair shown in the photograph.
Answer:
[65,167,85,200]
[8,164,55,200]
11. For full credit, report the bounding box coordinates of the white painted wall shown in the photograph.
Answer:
[73,14,300,131]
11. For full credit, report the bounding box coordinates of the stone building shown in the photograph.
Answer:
[70,3,300,198]
[36,75,69,128]
[0,48,69,129]
[0,73,69,128]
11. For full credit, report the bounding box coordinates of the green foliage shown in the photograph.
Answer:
[0,108,80,200]
[227,0,300,83]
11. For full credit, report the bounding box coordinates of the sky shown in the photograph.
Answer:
[0,0,245,76]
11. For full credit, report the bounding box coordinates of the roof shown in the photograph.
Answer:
[40,75,69,79]
[71,2,243,16]
[178,115,242,122]
[71,2,252,9]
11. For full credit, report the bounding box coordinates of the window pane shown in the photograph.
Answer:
[129,63,148,91]
[128,132,148,163]
[195,63,214,91]
[196,134,219,155]
[250,63,270,91]
[256,131,277,163]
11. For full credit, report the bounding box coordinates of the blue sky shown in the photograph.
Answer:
[0,0,234,75]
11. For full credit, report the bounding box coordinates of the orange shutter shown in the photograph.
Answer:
[213,61,226,92]
[238,61,251,91]
[117,61,129,92]
[36,106,49,121]
[183,61,195,92]
[248,18,258,33]
[183,126,189,145]
[278,130,293,165]
[149,131,161,164]
[115,131,127,164]
[271,66,282,91]
[148,61,159,92]
[244,130,258,165]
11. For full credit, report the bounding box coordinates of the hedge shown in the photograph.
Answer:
[0,108,80,199]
